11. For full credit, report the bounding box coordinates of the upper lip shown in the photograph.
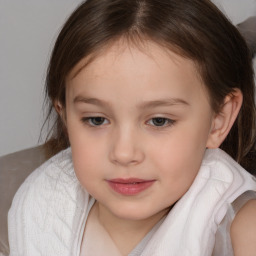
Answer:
[107,178,155,184]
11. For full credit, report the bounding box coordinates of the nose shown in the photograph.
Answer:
[109,126,145,166]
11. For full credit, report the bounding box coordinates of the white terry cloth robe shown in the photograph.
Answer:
[8,148,256,256]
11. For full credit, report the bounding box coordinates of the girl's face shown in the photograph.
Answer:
[65,41,215,221]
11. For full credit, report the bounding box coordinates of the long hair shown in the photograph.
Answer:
[43,0,256,171]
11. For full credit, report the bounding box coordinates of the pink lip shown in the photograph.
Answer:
[107,178,155,196]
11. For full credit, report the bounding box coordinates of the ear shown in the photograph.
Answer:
[206,89,243,148]
[54,101,66,123]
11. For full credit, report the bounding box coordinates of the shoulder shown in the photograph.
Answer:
[8,148,73,219]
[231,199,256,256]
[10,148,74,202]
[9,148,78,214]
[8,148,88,254]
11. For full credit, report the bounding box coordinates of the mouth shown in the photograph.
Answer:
[107,178,155,196]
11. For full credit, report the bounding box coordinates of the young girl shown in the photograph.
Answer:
[8,0,256,255]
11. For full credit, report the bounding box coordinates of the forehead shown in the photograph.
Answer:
[66,40,209,105]
[68,39,201,80]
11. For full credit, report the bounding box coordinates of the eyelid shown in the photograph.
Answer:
[81,116,110,127]
[146,117,176,128]
[80,115,176,128]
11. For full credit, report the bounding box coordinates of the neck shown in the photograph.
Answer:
[95,202,168,255]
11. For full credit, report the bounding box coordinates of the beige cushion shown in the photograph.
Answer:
[0,146,46,255]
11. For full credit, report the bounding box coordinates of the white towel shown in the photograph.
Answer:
[8,148,256,256]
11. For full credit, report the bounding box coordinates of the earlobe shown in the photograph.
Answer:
[206,89,243,148]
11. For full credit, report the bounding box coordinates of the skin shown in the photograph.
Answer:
[57,40,255,255]
[231,200,256,256]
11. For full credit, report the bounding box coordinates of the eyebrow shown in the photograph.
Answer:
[138,98,190,109]
[74,96,110,107]
[73,96,190,108]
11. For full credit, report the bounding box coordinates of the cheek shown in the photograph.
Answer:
[71,145,103,191]
[67,125,106,186]
[149,126,208,184]
[153,143,202,202]
[151,128,207,163]
[67,118,103,162]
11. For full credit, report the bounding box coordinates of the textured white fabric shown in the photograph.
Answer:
[8,149,88,256]
[140,149,256,256]
[8,148,256,256]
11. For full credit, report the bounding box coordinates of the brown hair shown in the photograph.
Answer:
[43,0,256,171]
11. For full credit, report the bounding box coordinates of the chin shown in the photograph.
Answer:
[109,204,163,221]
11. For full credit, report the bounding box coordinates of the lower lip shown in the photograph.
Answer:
[107,180,155,195]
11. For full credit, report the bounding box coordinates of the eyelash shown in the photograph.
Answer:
[81,117,109,126]
[147,117,176,128]
[81,116,176,128]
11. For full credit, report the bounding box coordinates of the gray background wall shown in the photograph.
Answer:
[0,0,256,156]
[212,0,256,24]
[0,1,82,156]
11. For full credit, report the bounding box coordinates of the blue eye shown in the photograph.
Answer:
[81,117,109,126]
[148,117,175,127]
